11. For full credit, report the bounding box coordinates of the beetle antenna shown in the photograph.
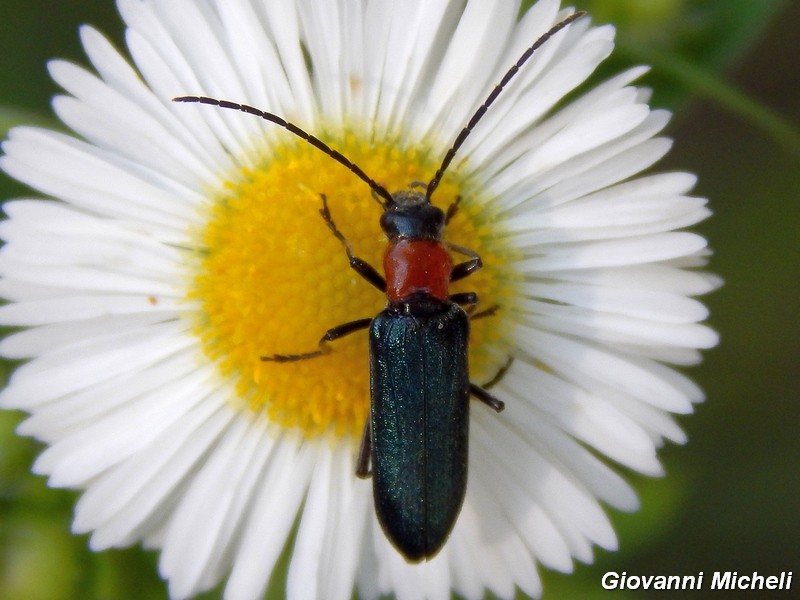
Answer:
[426,10,586,200]
[172,96,394,207]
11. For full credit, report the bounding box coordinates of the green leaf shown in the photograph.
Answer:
[574,0,800,155]
[578,0,787,69]
[619,39,800,156]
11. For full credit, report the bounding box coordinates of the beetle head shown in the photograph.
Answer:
[380,190,445,241]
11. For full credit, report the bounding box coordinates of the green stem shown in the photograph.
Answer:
[618,40,800,157]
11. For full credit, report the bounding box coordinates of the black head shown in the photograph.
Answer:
[380,190,445,242]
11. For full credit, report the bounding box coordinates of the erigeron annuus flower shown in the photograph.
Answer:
[0,0,719,599]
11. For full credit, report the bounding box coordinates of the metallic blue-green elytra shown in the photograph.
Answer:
[369,298,470,561]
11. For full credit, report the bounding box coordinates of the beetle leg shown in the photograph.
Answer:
[355,419,372,478]
[450,295,499,319]
[470,304,498,320]
[261,317,372,362]
[469,384,505,412]
[469,357,514,412]
[482,356,514,389]
[448,242,482,282]
[319,194,387,292]
[444,195,462,224]
[449,291,478,313]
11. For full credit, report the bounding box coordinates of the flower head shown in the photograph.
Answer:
[0,1,719,599]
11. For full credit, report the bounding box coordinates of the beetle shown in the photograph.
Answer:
[174,11,585,561]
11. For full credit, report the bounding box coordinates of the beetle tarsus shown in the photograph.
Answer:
[468,357,514,412]
[319,194,387,292]
[482,356,514,390]
[469,383,505,413]
[261,317,373,362]
[260,348,328,363]
[448,242,483,282]
[444,195,462,225]
[356,420,372,478]
[470,304,499,320]
[449,291,478,311]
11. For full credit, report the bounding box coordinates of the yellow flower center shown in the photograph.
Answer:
[190,130,514,438]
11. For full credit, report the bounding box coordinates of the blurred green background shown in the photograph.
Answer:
[0,1,797,598]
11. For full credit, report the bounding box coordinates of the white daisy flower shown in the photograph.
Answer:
[0,0,719,599]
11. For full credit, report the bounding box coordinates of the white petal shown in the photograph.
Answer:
[315,447,371,600]
[468,443,573,573]
[517,280,709,323]
[516,232,708,271]
[0,224,179,282]
[296,0,345,122]
[287,441,334,599]
[474,417,618,560]
[32,353,215,487]
[160,413,273,598]
[253,0,315,122]
[49,61,208,188]
[514,328,697,414]
[449,496,516,599]
[0,312,182,358]
[78,23,233,177]
[520,301,719,349]
[213,0,295,112]
[414,0,521,141]
[497,361,663,474]
[0,322,192,409]
[15,351,198,443]
[501,174,708,243]
[73,383,231,545]
[223,437,314,600]
[493,137,674,216]
[118,0,258,162]
[1,128,197,233]
[474,2,593,155]
[547,263,722,297]
[371,0,454,134]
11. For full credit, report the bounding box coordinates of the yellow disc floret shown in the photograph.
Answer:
[189,130,513,438]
